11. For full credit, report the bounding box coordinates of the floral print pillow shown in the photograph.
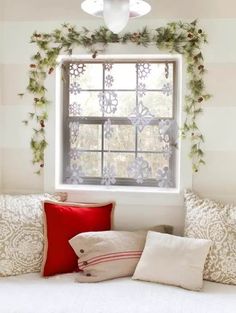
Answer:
[0,193,67,277]
[184,190,236,285]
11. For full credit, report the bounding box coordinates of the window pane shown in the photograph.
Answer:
[104,125,135,151]
[104,63,136,90]
[138,125,168,151]
[70,91,102,117]
[104,152,134,178]
[142,92,173,118]
[103,91,136,117]
[70,124,101,150]
[78,152,101,177]
[138,153,169,179]
[70,63,103,90]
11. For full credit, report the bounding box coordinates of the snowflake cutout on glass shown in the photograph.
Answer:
[159,119,172,143]
[69,82,81,95]
[69,121,79,144]
[98,91,118,114]
[69,149,81,161]
[101,164,116,186]
[165,63,169,79]
[66,163,84,184]
[69,63,86,78]
[156,166,173,188]
[128,157,151,184]
[162,83,173,96]
[162,144,172,160]
[104,63,113,71]
[105,75,114,88]
[129,101,154,132]
[104,118,114,139]
[69,102,82,116]
[137,63,151,80]
[138,83,146,97]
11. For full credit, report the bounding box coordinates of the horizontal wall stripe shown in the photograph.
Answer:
[1,1,236,21]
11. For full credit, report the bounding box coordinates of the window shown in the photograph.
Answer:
[60,58,179,188]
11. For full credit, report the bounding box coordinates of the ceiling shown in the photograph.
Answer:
[0,0,236,21]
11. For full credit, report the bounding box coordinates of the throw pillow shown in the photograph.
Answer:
[42,201,114,277]
[133,231,211,291]
[69,225,173,282]
[184,190,236,285]
[0,193,66,277]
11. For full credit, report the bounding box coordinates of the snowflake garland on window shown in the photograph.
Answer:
[104,118,114,139]
[69,149,81,161]
[138,83,146,97]
[129,101,154,132]
[156,166,173,188]
[137,63,151,80]
[101,164,116,186]
[67,163,84,184]
[162,145,172,160]
[69,121,79,144]
[69,102,82,116]
[165,63,169,79]
[128,157,151,184]
[105,75,114,88]
[104,63,113,71]
[162,83,173,96]
[98,91,118,114]
[69,82,81,95]
[69,63,86,78]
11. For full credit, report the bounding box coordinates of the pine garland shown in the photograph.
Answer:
[21,20,210,174]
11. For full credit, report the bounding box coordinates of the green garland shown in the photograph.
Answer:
[21,20,210,174]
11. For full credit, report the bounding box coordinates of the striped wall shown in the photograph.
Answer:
[1,1,236,232]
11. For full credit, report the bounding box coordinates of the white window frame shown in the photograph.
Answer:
[43,53,192,206]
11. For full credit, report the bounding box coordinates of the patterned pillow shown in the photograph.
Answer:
[184,190,236,285]
[0,193,67,277]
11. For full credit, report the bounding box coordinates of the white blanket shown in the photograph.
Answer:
[0,273,235,313]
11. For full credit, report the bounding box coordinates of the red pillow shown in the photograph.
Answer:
[42,201,114,276]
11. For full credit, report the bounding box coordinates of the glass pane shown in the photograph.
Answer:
[70,124,101,150]
[142,92,173,118]
[104,63,136,90]
[70,63,103,90]
[104,125,135,151]
[138,63,173,90]
[103,91,136,117]
[77,152,101,177]
[138,125,167,151]
[138,153,169,179]
[70,91,102,117]
[104,152,134,178]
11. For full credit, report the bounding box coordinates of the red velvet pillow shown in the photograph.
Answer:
[42,201,114,276]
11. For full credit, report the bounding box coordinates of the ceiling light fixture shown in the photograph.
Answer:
[81,0,151,34]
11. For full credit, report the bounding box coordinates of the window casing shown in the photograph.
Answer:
[61,58,179,188]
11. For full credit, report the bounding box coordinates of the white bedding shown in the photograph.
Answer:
[0,273,235,313]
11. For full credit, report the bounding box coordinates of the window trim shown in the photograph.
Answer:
[54,53,188,198]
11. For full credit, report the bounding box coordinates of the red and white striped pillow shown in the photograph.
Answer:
[69,226,172,282]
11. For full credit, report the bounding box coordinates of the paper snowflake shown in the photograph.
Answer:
[67,163,84,184]
[104,63,113,71]
[69,121,79,144]
[69,82,81,95]
[162,83,172,96]
[128,157,151,184]
[104,119,114,139]
[69,149,81,161]
[159,119,178,144]
[128,101,154,132]
[105,75,114,88]
[69,63,86,78]
[137,63,151,80]
[69,102,82,116]
[162,144,172,160]
[101,164,116,186]
[138,83,146,97]
[98,91,118,114]
[156,166,173,188]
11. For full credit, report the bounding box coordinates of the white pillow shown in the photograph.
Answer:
[132,231,211,291]
[69,226,173,282]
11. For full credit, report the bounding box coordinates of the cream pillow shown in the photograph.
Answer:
[69,225,172,282]
[0,193,67,277]
[133,231,211,291]
[184,190,236,285]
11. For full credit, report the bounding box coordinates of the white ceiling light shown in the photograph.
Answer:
[81,0,151,34]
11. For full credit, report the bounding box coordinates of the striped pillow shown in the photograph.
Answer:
[69,226,172,282]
